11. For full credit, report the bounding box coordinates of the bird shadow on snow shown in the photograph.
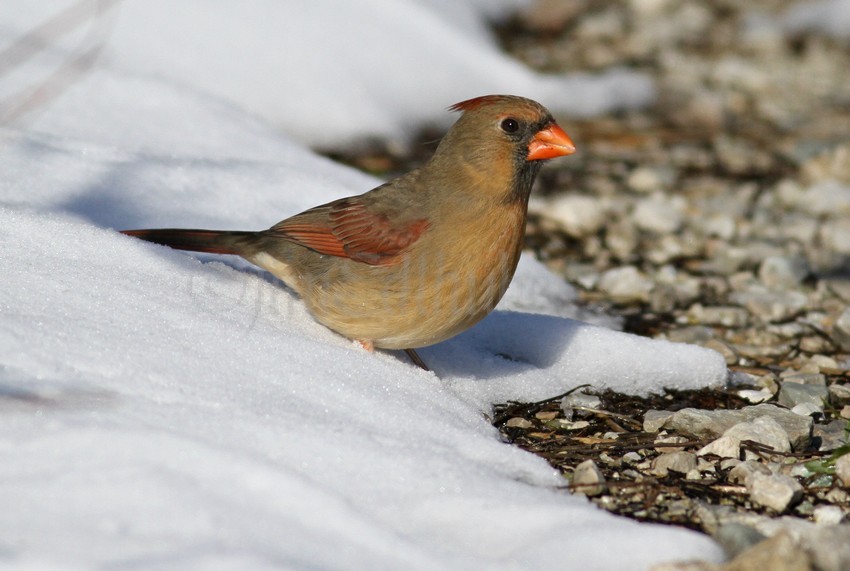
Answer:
[420,311,579,379]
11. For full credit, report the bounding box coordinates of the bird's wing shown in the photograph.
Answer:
[269,197,430,266]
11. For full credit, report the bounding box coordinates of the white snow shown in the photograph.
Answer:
[1,2,726,569]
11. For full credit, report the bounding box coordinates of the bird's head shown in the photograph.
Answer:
[432,95,576,204]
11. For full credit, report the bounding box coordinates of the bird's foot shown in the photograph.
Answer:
[404,348,430,371]
[358,340,429,371]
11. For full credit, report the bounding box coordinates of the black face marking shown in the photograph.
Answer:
[503,114,556,205]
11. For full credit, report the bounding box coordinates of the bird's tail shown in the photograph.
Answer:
[121,228,257,256]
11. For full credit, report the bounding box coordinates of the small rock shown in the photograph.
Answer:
[544,419,589,431]
[832,308,850,351]
[807,354,839,371]
[560,392,602,414]
[622,451,642,464]
[634,194,685,234]
[698,416,791,460]
[505,417,533,429]
[778,383,829,410]
[720,458,741,471]
[698,435,742,459]
[546,195,607,238]
[627,166,673,194]
[644,410,675,432]
[703,339,738,365]
[701,213,737,240]
[821,218,850,255]
[758,255,809,290]
[655,435,690,452]
[737,388,773,404]
[714,522,767,559]
[825,488,850,505]
[665,404,812,450]
[722,530,809,571]
[687,304,749,327]
[727,460,771,485]
[799,524,850,571]
[828,383,850,403]
[791,403,823,418]
[651,451,698,476]
[605,218,639,259]
[598,266,654,302]
[813,505,845,525]
[746,472,803,513]
[835,452,850,487]
[572,459,607,496]
[841,405,850,419]
[730,287,807,323]
[664,325,715,344]
[780,371,826,386]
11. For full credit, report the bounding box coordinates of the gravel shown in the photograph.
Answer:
[334,1,850,567]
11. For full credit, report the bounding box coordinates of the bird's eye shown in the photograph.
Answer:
[500,118,519,134]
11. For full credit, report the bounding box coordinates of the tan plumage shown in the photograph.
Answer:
[122,95,576,368]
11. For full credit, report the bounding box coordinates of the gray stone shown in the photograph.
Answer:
[730,287,808,323]
[651,451,698,477]
[828,382,850,403]
[627,166,673,194]
[721,530,810,571]
[746,472,803,513]
[835,452,850,488]
[605,218,638,260]
[832,308,850,351]
[758,255,809,290]
[664,325,715,344]
[812,505,845,525]
[664,404,813,450]
[633,194,684,234]
[686,304,749,327]
[654,435,690,452]
[572,459,607,496]
[597,266,654,302]
[780,371,826,386]
[821,218,850,255]
[698,416,791,460]
[779,179,850,216]
[800,525,850,571]
[547,194,607,238]
[778,382,829,410]
[737,388,773,404]
[505,417,533,429]
[791,403,823,417]
[643,409,675,432]
[702,339,738,366]
[701,213,737,240]
[560,392,602,414]
[713,523,767,559]
[727,460,771,485]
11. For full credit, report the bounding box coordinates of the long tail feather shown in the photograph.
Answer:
[121,228,255,255]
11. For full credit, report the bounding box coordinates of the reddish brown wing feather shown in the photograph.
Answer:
[273,199,430,266]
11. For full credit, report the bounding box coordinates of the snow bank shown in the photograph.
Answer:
[0,2,726,569]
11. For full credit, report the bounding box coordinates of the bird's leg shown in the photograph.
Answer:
[358,340,375,352]
[404,348,430,371]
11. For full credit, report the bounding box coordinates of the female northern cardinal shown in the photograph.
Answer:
[123,95,576,369]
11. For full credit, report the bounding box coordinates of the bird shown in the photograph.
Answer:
[122,95,576,370]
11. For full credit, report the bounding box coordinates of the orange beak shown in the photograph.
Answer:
[527,123,576,161]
